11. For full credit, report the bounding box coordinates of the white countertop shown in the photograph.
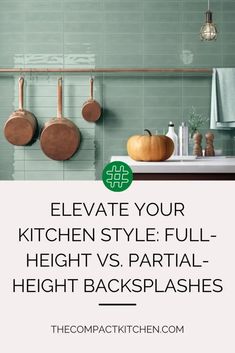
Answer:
[111,156,235,173]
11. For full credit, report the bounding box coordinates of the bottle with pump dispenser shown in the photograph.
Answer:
[166,121,178,156]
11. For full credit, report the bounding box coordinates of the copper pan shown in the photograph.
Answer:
[4,77,37,146]
[40,78,80,161]
[82,77,101,122]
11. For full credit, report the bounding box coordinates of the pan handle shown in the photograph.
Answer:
[57,77,63,119]
[90,77,94,100]
[18,77,24,110]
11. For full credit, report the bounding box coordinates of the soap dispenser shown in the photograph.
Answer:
[166,121,178,156]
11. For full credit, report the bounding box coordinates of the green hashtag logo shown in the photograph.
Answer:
[102,161,133,192]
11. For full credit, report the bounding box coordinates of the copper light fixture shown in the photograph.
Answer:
[200,0,218,41]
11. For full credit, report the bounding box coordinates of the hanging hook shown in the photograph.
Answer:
[19,67,24,80]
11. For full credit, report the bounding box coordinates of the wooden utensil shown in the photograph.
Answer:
[40,78,80,161]
[4,77,37,146]
[82,77,101,122]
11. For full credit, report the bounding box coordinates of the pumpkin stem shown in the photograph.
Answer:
[144,129,152,136]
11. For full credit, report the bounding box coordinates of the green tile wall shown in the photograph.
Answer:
[0,0,234,180]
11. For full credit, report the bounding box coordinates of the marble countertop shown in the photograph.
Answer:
[110,156,235,173]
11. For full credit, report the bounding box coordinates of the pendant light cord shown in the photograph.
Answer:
[208,0,210,10]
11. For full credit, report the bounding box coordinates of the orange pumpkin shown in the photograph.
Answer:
[127,129,174,162]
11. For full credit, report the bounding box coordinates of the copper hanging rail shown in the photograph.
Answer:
[0,67,212,73]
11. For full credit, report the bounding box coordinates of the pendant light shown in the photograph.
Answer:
[200,0,218,41]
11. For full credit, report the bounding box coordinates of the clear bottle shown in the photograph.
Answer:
[166,121,178,156]
[179,122,189,156]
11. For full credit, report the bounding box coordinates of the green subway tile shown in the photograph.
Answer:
[64,43,104,55]
[223,55,235,66]
[24,149,50,161]
[182,97,209,107]
[64,11,104,22]
[144,96,181,107]
[1,41,23,56]
[104,137,128,148]
[0,32,25,45]
[182,77,211,87]
[104,12,142,23]
[182,12,204,22]
[104,43,142,55]
[70,149,95,161]
[144,86,181,97]
[24,43,63,54]
[24,22,62,32]
[80,128,95,139]
[144,107,181,119]
[0,2,24,11]
[104,23,143,34]
[103,128,143,140]
[80,139,95,149]
[144,54,180,67]
[104,97,143,108]
[144,76,181,87]
[222,44,235,54]
[23,1,63,12]
[144,22,180,34]
[0,97,15,107]
[144,33,180,44]
[64,33,103,44]
[103,107,143,119]
[186,54,222,67]
[63,161,95,171]
[64,54,103,67]
[144,43,179,55]
[144,12,179,22]
[105,33,141,45]
[182,107,210,117]
[0,23,24,33]
[182,86,210,97]
[63,171,95,180]
[144,2,180,12]
[103,1,142,12]
[25,12,63,22]
[64,1,102,11]
[181,44,221,55]
[104,86,143,98]
[0,12,25,22]
[25,160,64,171]
[13,172,25,180]
[14,149,25,160]
[13,161,24,170]
[25,33,63,43]
[103,55,143,67]
[65,22,104,33]
[103,149,126,162]
[223,2,235,12]
[25,171,64,180]
[103,76,144,87]
[104,117,143,129]
[181,2,221,12]
[222,22,235,33]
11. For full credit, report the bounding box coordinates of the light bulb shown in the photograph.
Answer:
[200,9,218,41]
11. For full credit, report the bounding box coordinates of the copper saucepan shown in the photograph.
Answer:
[40,78,81,161]
[82,77,101,122]
[4,77,37,145]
